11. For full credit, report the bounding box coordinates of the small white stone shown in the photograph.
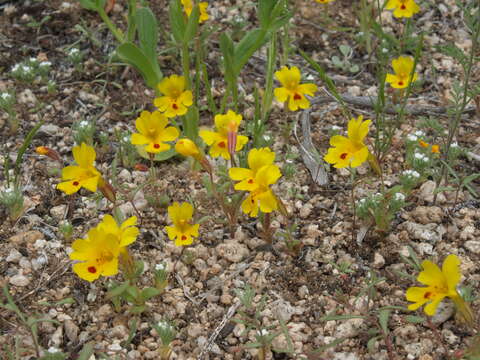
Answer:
[9,274,30,287]
[6,249,22,263]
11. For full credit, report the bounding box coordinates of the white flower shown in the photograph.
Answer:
[1,93,11,100]
[47,347,60,353]
[79,120,89,128]
[393,192,405,202]
[331,125,341,131]
[414,152,428,161]
[157,321,172,330]
[40,61,52,67]
[414,130,425,137]
[451,142,458,148]
[407,134,418,142]
[258,329,268,336]
[11,64,20,72]
[69,48,80,55]
[4,188,13,194]
[29,57,37,63]
[403,170,420,178]
[358,32,364,36]
[123,136,130,143]
[382,48,389,53]
[155,263,166,271]
[22,65,32,73]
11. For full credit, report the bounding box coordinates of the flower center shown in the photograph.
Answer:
[181,235,187,241]
[96,251,114,266]
[88,266,97,273]
[398,80,404,86]
[172,103,179,110]
[248,179,254,184]
[73,181,79,186]
[154,144,160,149]
[340,153,348,160]
[293,93,302,100]
[218,141,226,148]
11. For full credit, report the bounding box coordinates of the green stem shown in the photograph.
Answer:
[127,0,137,42]
[181,41,191,88]
[97,7,125,43]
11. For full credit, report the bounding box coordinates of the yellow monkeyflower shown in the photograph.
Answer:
[57,143,101,195]
[175,138,201,158]
[385,56,418,89]
[315,0,334,3]
[199,110,248,160]
[274,66,318,111]
[97,215,139,249]
[406,255,472,321]
[165,202,200,246]
[431,145,440,154]
[131,110,179,154]
[181,0,209,23]
[229,148,282,217]
[70,227,122,282]
[385,0,420,18]
[324,116,371,168]
[154,75,193,118]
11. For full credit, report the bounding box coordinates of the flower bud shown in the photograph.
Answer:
[134,163,149,172]
[98,177,116,204]
[175,138,201,158]
[35,146,61,162]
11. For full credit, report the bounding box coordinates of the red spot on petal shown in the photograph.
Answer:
[73,181,79,186]
[218,141,226,148]
[172,103,179,110]
[248,179,254,184]
[398,81,404,86]
[400,4,406,9]
[293,93,302,100]
[424,292,431,299]
[181,235,187,241]
[154,144,160,149]
[340,153,348,160]
[88,266,97,273]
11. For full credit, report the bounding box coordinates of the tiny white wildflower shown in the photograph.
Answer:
[451,142,458,148]
[40,61,51,67]
[69,48,80,55]
[47,347,60,353]
[407,134,418,142]
[414,152,428,161]
[29,57,37,63]
[258,329,268,336]
[79,120,89,128]
[1,93,11,100]
[12,64,20,72]
[331,125,341,131]
[157,321,171,330]
[358,32,364,36]
[263,135,271,142]
[382,48,389,53]
[155,263,166,271]
[414,130,425,137]
[22,65,32,73]
[123,136,130,143]
[394,192,405,202]
[4,188,14,194]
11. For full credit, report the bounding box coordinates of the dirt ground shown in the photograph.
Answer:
[0,0,480,359]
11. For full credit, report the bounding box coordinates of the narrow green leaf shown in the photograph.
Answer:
[141,287,161,301]
[136,7,162,80]
[77,343,95,360]
[15,120,44,184]
[106,282,130,299]
[367,336,381,352]
[116,43,161,89]
[169,0,185,43]
[378,309,390,334]
[462,173,480,186]
[320,314,365,321]
[184,5,199,43]
[233,29,267,75]
[78,0,97,10]
[129,305,146,314]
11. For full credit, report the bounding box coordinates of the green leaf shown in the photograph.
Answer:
[320,314,365,321]
[219,33,235,76]
[169,0,185,43]
[462,173,480,186]
[378,309,390,334]
[141,287,161,301]
[116,42,161,89]
[38,353,68,360]
[78,0,98,10]
[106,282,130,299]
[135,146,177,161]
[129,305,147,314]
[244,341,263,349]
[258,0,276,28]
[55,297,75,305]
[367,336,381,352]
[15,120,44,184]
[182,105,199,141]
[77,343,95,360]
[233,29,267,75]
[184,4,200,43]
[339,44,351,57]
[405,315,425,323]
[136,7,162,80]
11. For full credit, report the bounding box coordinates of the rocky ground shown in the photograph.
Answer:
[0,0,479,359]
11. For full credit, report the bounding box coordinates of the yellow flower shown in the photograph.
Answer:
[385,56,418,89]
[175,138,201,158]
[406,255,466,317]
[165,202,200,246]
[274,66,318,111]
[229,148,282,217]
[385,0,420,18]
[97,215,139,249]
[199,110,249,160]
[131,110,179,154]
[154,75,193,118]
[36,146,61,161]
[324,116,371,168]
[431,145,440,154]
[315,0,334,3]
[181,0,209,23]
[57,143,101,195]
[418,140,429,148]
[70,227,122,282]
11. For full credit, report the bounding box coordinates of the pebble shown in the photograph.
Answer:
[9,273,30,287]
[464,240,480,254]
[411,206,443,224]
[50,205,67,220]
[373,252,385,268]
[64,320,79,343]
[401,221,446,243]
[460,226,475,241]
[418,181,446,203]
[299,203,313,218]
[334,318,365,338]
[6,249,22,263]
[216,240,249,263]
[431,301,455,325]
[9,230,43,245]
[18,89,37,106]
